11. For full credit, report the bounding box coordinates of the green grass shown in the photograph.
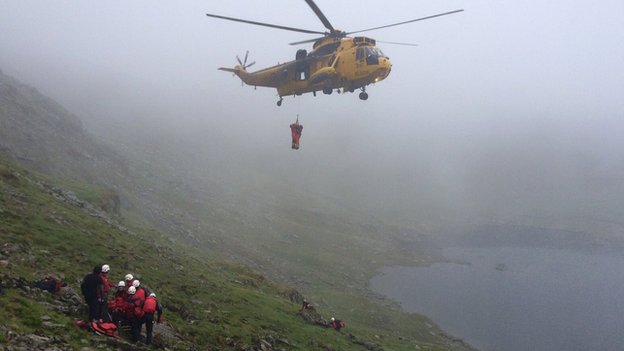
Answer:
[0,151,473,350]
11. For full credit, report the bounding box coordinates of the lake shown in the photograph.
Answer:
[369,247,624,351]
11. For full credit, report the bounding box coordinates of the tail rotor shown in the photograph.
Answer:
[219,51,255,87]
[236,50,256,70]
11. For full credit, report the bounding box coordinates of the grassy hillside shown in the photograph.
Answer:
[0,70,478,350]
[0,153,474,350]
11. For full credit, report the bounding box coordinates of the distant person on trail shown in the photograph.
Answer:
[142,292,164,345]
[290,117,303,150]
[330,317,345,331]
[81,265,103,321]
[300,298,312,311]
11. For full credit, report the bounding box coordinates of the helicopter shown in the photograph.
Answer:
[207,0,463,106]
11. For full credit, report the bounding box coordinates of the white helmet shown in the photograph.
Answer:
[149,293,156,298]
[128,286,136,295]
[101,264,110,273]
[117,281,125,287]
[124,273,133,281]
[330,317,335,321]
[132,280,140,288]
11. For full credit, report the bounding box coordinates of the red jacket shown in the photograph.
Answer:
[108,292,126,311]
[130,293,145,319]
[97,273,114,300]
[135,287,146,301]
[143,296,157,314]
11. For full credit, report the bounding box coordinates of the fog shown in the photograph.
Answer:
[2,0,624,229]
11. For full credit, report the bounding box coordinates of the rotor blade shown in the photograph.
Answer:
[244,51,249,65]
[246,62,256,68]
[289,36,325,46]
[376,40,419,47]
[206,13,324,35]
[346,9,464,35]
[304,0,334,31]
[236,55,243,66]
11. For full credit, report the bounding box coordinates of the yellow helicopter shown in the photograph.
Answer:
[207,0,463,106]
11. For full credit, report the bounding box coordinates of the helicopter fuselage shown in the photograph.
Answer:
[220,36,391,100]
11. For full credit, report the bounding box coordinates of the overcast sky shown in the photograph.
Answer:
[2,0,624,225]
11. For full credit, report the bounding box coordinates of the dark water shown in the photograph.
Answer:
[370,247,624,351]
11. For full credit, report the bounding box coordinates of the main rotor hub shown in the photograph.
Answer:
[328,29,346,38]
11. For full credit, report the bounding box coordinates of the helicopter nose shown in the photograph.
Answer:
[374,57,392,82]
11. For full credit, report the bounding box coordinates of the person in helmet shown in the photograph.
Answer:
[330,317,345,331]
[96,264,114,321]
[142,292,164,344]
[127,284,146,343]
[124,273,134,289]
[108,281,127,325]
[300,298,313,311]
[132,279,146,301]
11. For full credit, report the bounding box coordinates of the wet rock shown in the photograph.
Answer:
[281,288,305,304]
[1,243,23,256]
[297,308,330,328]
[259,338,272,351]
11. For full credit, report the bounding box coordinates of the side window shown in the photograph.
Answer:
[356,48,364,61]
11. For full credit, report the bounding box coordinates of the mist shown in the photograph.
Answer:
[2,0,624,232]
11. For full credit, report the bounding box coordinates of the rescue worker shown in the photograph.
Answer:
[97,264,114,321]
[109,281,127,325]
[330,317,345,331]
[300,298,312,311]
[132,280,146,301]
[127,285,146,343]
[124,273,134,289]
[142,292,163,344]
[123,286,136,321]
[290,117,303,150]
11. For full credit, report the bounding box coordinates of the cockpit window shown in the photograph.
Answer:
[365,47,380,65]
[365,47,385,58]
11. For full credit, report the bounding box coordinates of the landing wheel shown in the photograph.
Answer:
[277,98,283,107]
[359,92,369,100]
[323,88,332,95]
